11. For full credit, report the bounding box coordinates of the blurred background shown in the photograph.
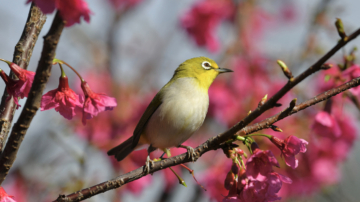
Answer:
[0,0,360,201]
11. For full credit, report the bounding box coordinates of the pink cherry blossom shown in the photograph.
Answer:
[297,105,358,195]
[245,149,279,181]
[6,61,35,100]
[239,173,291,202]
[180,0,235,52]
[228,149,293,202]
[74,72,152,151]
[270,136,308,169]
[27,0,91,27]
[343,64,360,78]
[0,187,16,202]
[80,81,117,125]
[41,76,83,120]
[0,71,21,108]
[0,63,35,109]
[312,111,341,138]
[56,0,91,26]
[334,110,357,160]
[311,158,340,185]
[342,64,360,96]
[317,66,342,92]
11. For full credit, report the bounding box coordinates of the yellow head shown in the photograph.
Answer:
[172,56,233,90]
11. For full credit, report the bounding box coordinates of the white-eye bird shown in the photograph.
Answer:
[107,57,232,173]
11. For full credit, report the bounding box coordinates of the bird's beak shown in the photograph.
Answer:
[216,67,233,73]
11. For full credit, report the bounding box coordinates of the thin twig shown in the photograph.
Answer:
[0,11,65,185]
[242,76,360,134]
[53,28,360,202]
[0,4,46,153]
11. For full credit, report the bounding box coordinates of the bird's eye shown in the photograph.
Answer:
[202,61,211,70]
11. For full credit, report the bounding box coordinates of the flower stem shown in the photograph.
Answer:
[58,63,66,78]
[244,133,272,139]
[179,164,207,191]
[169,167,187,187]
[0,58,11,65]
[0,69,10,84]
[62,61,84,82]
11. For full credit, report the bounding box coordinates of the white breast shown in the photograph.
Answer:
[143,77,209,149]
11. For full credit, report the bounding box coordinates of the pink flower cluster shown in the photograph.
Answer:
[318,64,360,98]
[310,107,357,184]
[41,75,82,120]
[343,64,360,96]
[223,149,292,202]
[0,60,35,109]
[270,136,308,169]
[27,0,91,27]
[275,64,359,198]
[40,72,117,125]
[180,0,235,52]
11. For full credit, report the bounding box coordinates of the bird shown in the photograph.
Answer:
[107,56,233,173]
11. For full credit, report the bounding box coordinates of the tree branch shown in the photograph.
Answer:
[53,27,360,202]
[0,12,65,185]
[242,76,360,135]
[0,4,46,153]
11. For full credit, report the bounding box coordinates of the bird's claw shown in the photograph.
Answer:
[184,146,198,162]
[144,156,154,175]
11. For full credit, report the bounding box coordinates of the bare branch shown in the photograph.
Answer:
[53,27,360,202]
[0,4,46,153]
[0,12,65,185]
[243,76,360,135]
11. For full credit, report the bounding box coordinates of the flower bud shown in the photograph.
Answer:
[251,142,259,151]
[258,94,268,107]
[231,163,239,174]
[277,60,293,79]
[234,148,244,155]
[289,98,297,110]
[335,18,346,39]
[270,125,283,132]
[224,171,235,190]
[320,63,332,70]
[237,168,247,191]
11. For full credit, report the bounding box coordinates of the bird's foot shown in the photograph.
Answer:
[179,145,198,162]
[144,155,155,175]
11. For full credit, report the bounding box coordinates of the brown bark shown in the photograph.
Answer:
[0,4,46,153]
[0,11,65,185]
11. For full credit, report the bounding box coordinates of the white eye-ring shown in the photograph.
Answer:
[202,61,211,70]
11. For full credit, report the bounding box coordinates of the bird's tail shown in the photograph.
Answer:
[107,136,135,161]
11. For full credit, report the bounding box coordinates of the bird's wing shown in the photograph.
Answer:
[132,92,162,148]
